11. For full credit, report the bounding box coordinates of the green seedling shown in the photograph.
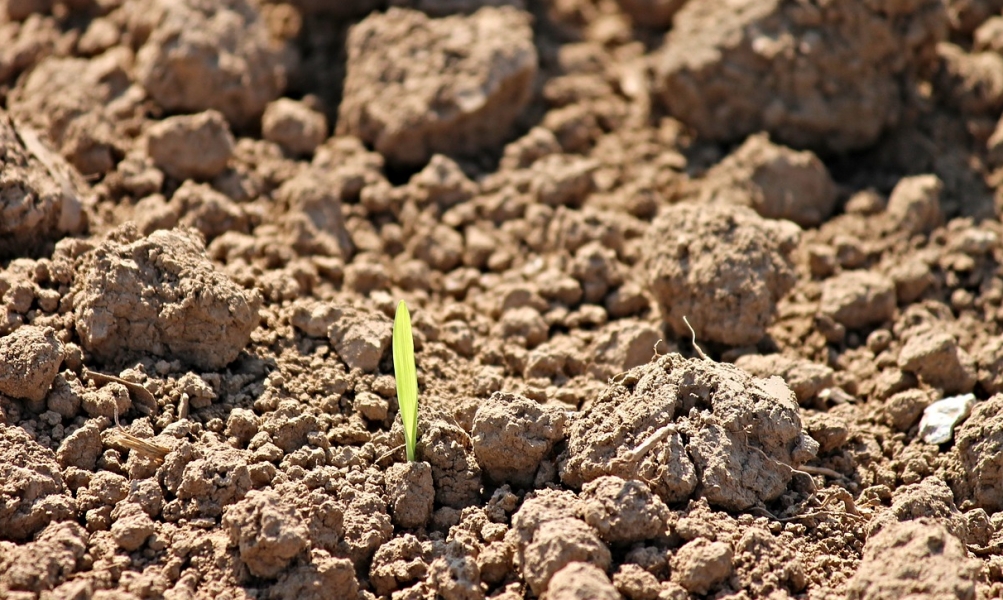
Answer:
[393,300,419,462]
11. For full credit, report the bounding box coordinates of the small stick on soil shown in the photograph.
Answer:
[749,505,865,523]
[106,430,171,465]
[376,444,405,467]
[819,488,861,517]
[179,393,190,420]
[83,368,159,416]
[106,397,171,465]
[967,541,1003,556]
[14,122,79,202]
[613,423,676,468]
[682,316,710,361]
[798,465,847,481]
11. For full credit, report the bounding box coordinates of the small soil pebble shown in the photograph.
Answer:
[881,389,933,432]
[6,0,54,21]
[338,6,537,166]
[355,391,389,422]
[471,391,566,487]
[885,174,944,236]
[262,98,328,156]
[699,133,838,227]
[385,461,435,528]
[80,381,132,419]
[936,43,1003,115]
[291,301,391,372]
[136,0,288,127]
[0,521,88,593]
[588,319,662,379]
[867,478,968,541]
[0,325,64,402]
[271,550,359,599]
[897,330,977,394]
[818,270,897,329]
[0,423,76,541]
[976,335,1003,394]
[643,202,799,346]
[613,563,660,600]
[369,534,429,596]
[579,476,671,544]
[846,520,979,600]
[56,419,104,470]
[170,181,251,241]
[223,489,310,578]
[562,353,818,511]
[654,0,947,151]
[671,538,734,595]
[522,518,611,596]
[73,226,261,370]
[146,110,235,181]
[109,502,156,551]
[733,353,834,405]
[275,166,355,260]
[167,443,253,519]
[547,561,621,600]
[416,411,483,508]
[889,259,935,303]
[802,411,850,454]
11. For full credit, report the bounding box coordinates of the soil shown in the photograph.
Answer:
[6,0,1003,599]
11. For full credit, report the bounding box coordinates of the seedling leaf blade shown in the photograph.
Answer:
[393,300,419,461]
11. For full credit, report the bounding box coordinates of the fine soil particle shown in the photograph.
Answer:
[4,1,1003,599]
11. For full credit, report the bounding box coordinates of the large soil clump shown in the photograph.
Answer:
[561,353,818,511]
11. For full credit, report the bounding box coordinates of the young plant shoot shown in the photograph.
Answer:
[394,300,419,462]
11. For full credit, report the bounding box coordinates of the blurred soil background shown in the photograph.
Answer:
[3,0,1003,599]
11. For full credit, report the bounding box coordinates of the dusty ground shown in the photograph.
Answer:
[4,0,1003,598]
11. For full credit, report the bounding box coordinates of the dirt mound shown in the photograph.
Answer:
[134,0,289,128]
[561,353,818,511]
[655,0,947,151]
[72,226,261,370]
[847,520,981,600]
[0,423,75,541]
[644,202,800,346]
[337,6,536,166]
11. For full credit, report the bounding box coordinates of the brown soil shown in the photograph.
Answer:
[4,0,1003,599]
